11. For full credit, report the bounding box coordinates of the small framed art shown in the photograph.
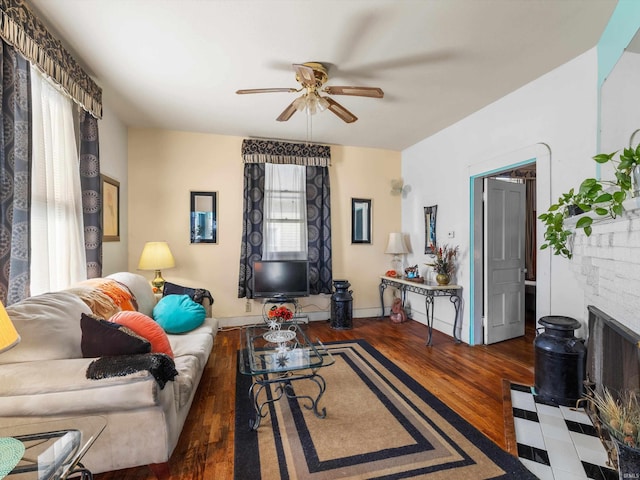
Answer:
[102,175,120,242]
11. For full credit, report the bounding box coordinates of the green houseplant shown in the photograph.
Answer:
[539,146,640,258]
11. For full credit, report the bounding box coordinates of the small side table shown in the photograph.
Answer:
[0,416,106,480]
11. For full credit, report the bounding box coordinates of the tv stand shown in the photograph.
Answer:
[261,297,307,324]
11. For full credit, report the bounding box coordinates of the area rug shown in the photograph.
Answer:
[234,339,537,479]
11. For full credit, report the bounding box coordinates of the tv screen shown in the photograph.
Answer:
[253,260,309,298]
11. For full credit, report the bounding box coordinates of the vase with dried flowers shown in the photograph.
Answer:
[589,387,640,478]
[425,244,459,285]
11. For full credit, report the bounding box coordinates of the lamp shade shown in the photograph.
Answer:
[0,301,20,354]
[385,233,408,255]
[137,242,176,270]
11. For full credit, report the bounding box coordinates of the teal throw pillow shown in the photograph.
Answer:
[153,294,206,334]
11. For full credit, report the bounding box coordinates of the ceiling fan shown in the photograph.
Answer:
[236,62,383,124]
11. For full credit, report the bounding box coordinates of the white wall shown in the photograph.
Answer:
[401,48,601,344]
[98,91,129,275]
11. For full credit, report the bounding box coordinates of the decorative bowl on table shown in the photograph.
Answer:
[263,329,296,344]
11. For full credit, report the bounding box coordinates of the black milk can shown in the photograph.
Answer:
[534,316,586,406]
[330,280,353,330]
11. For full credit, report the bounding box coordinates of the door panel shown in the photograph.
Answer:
[484,178,526,344]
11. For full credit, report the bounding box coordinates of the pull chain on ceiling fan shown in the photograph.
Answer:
[236,62,383,124]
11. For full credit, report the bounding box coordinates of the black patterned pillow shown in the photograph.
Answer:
[162,281,214,305]
[80,313,151,358]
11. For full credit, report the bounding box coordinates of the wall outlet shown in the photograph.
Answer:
[245,299,251,312]
[448,231,455,238]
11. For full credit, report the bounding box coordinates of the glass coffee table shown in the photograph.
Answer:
[239,322,334,430]
[0,416,106,479]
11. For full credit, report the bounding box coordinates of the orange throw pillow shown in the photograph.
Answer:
[110,311,174,358]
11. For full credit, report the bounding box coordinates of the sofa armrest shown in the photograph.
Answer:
[0,358,165,416]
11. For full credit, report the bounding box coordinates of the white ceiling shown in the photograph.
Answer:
[28,0,617,152]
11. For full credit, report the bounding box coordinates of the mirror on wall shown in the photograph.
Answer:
[600,28,640,159]
[190,191,217,243]
[424,205,437,254]
[351,198,371,244]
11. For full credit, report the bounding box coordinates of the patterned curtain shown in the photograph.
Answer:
[0,40,31,305]
[242,138,330,166]
[238,163,265,299]
[0,0,102,118]
[79,110,102,278]
[306,166,332,294]
[238,139,333,298]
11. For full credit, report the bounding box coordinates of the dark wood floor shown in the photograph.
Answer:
[95,316,535,480]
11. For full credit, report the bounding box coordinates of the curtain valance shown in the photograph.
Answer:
[0,0,102,118]
[242,139,330,167]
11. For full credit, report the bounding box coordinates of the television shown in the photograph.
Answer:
[252,260,309,298]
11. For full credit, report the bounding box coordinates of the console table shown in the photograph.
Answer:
[379,275,462,345]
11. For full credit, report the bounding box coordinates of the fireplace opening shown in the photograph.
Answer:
[586,305,640,398]
[583,305,640,469]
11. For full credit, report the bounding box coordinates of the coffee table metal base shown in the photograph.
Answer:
[248,370,327,431]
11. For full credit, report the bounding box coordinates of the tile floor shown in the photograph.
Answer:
[510,383,618,480]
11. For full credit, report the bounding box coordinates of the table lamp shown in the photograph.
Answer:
[137,241,175,292]
[385,232,408,274]
[0,300,20,354]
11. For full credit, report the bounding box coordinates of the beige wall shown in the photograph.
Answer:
[128,129,400,324]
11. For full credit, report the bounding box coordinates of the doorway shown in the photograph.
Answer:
[468,144,552,345]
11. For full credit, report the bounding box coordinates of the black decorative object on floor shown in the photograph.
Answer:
[330,280,353,329]
[534,315,586,406]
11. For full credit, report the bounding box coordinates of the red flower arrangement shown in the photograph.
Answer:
[268,305,293,321]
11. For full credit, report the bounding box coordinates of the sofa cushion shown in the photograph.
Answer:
[0,358,168,415]
[153,295,206,334]
[0,292,91,365]
[80,313,151,357]
[107,272,157,317]
[167,333,213,371]
[111,311,174,358]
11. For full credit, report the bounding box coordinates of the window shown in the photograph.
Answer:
[262,163,308,260]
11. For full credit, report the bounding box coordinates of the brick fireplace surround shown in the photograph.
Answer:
[570,198,640,336]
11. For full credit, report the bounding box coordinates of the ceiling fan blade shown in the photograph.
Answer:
[236,88,298,94]
[293,63,317,87]
[323,86,384,98]
[276,101,298,122]
[325,97,357,123]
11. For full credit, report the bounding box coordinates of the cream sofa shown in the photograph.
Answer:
[0,272,218,479]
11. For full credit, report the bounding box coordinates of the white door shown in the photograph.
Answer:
[483,178,526,344]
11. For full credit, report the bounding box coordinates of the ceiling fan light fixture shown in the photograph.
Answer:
[317,95,329,112]
[306,95,318,115]
[237,61,383,124]
[293,95,307,112]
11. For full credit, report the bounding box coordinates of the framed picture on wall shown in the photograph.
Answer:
[424,205,437,254]
[102,175,120,242]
